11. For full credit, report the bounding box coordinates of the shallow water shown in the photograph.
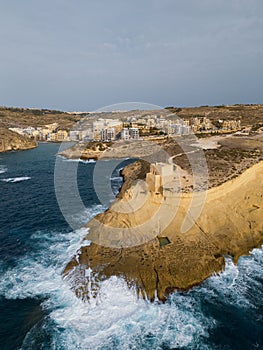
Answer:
[0,144,262,349]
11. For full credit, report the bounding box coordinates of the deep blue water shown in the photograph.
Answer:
[0,143,262,350]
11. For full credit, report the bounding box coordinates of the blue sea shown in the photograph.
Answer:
[0,143,262,350]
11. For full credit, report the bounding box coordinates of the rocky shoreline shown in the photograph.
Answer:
[0,127,37,153]
[64,159,263,302]
[58,139,168,161]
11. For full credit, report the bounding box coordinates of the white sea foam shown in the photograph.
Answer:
[0,165,7,174]
[67,204,106,227]
[0,209,262,350]
[195,249,263,310]
[0,231,207,348]
[110,176,123,181]
[80,159,96,163]
[1,176,31,183]
[58,155,96,163]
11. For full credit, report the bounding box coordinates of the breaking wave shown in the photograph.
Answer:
[110,176,123,181]
[0,226,207,349]
[0,200,262,350]
[58,155,96,163]
[0,165,7,174]
[1,143,262,349]
[1,176,31,183]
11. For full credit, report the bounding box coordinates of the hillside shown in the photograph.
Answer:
[166,104,263,128]
[0,106,81,129]
[0,127,37,152]
[0,106,82,152]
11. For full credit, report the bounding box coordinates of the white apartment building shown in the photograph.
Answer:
[100,128,116,142]
[121,128,130,140]
[129,127,139,140]
[93,118,123,140]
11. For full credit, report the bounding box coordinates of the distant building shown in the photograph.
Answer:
[93,119,105,135]
[222,119,241,130]
[69,130,81,141]
[93,118,122,141]
[173,124,182,135]
[32,130,40,139]
[81,128,93,141]
[120,127,139,140]
[129,127,139,140]
[23,127,35,136]
[121,128,130,140]
[40,129,51,140]
[50,131,68,142]
[181,125,191,135]
[50,133,57,141]
[57,130,68,141]
[100,128,115,142]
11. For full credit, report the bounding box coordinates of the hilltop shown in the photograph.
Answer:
[0,106,81,152]
[0,106,81,129]
[166,103,263,128]
[1,103,263,129]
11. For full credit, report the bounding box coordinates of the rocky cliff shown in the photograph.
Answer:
[64,161,263,302]
[0,128,37,152]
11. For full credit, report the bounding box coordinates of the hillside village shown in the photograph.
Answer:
[1,104,263,152]
[6,113,242,144]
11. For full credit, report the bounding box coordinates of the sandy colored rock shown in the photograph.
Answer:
[0,127,37,152]
[59,140,165,161]
[64,161,263,302]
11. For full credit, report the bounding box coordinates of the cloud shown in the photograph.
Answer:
[0,0,262,110]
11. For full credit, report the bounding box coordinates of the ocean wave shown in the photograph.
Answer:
[66,205,107,228]
[110,176,123,181]
[58,155,96,163]
[0,217,262,350]
[0,165,7,174]
[0,223,207,349]
[1,176,31,183]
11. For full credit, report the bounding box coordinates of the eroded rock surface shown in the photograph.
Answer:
[64,161,263,301]
[0,128,37,152]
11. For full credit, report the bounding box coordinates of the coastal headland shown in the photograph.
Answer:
[0,127,37,152]
[1,104,262,301]
[0,106,80,152]
[1,104,263,300]
[64,153,263,302]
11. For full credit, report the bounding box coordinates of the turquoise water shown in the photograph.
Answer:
[0,144,262,349]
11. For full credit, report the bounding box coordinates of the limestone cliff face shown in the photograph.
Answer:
[0,128,37,152]
[64,161,263,302]
[117,160,150,199]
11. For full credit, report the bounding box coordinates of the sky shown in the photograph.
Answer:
[0,0,263,111]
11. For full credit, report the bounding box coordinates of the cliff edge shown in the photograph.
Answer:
[0,127,37,152]
[64,161,263,301]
